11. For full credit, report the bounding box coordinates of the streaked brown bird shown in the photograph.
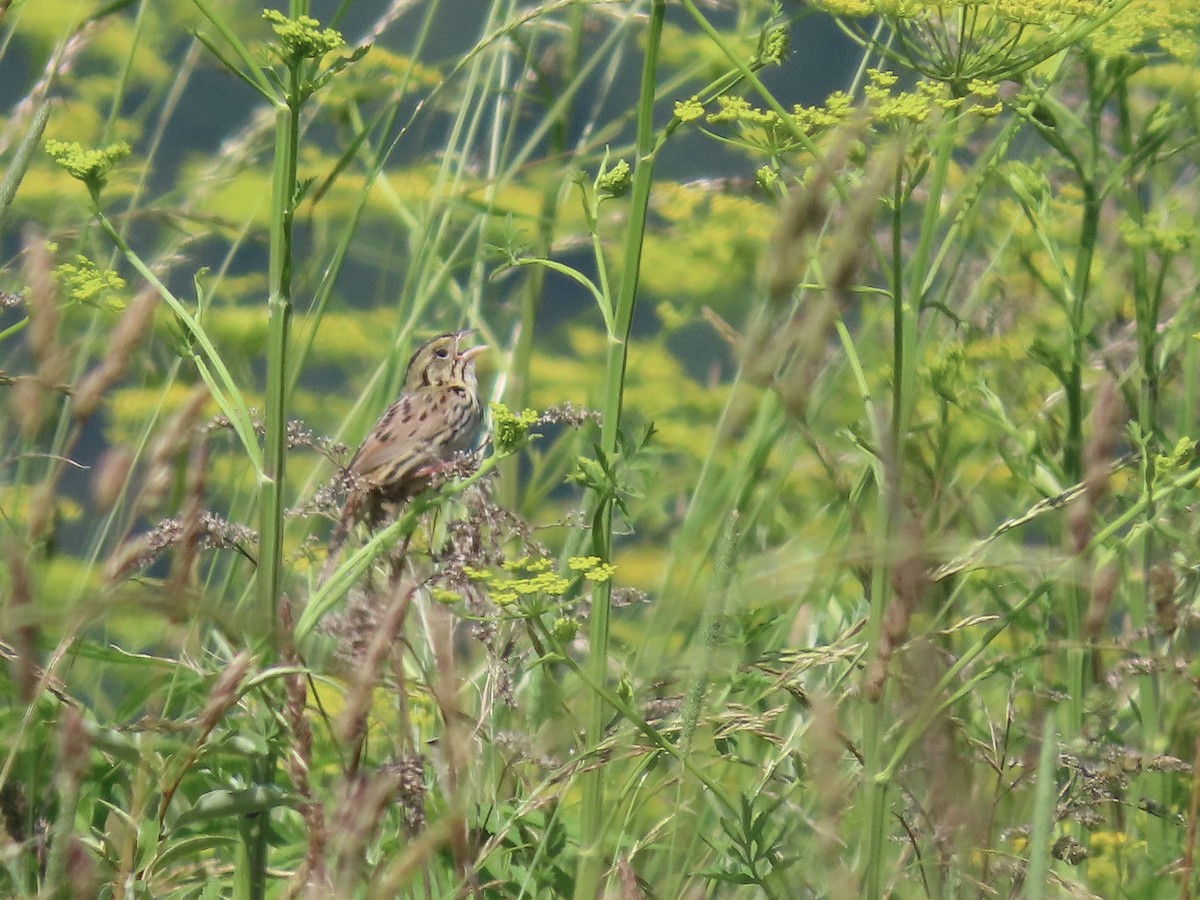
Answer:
[320,329,486,584]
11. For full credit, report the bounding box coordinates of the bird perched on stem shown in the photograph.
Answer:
[320,329,486,585]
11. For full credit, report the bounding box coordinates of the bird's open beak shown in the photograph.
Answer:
[459,343,487,363]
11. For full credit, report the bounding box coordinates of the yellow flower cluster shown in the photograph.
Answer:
[459,555,617,607]
[1119,213,1194,256]
[54,255,127,311]
[567,556,617,583]
[814,0,1105,24]
[489,402,539,455]
[262,9,344,60]
[45,139,131,190]
[677,67,1002,145]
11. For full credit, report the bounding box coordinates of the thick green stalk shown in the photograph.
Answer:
[574,3,665,897]
[258,56,302,641]
[249,5,307,897]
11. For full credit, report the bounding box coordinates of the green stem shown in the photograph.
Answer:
[534,614,737,819]
[575,3,665,897]
[249,4,308,897]
[1062,57,1103,736]
[1113,77,1168,847]
[258,66,301,643]
[91,207,261,469]
[1025,713,1059,897]
[0,101,50,242]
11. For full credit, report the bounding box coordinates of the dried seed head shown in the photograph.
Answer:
[138,386,209,513]
[91,446,134,512]
[6,543,36,703]
[760,120,867,304]
[22,233,58,365]
[334,581,415,745]
[103,511,256,582]
[330,771,404,883]
[72,287,159,419]
[171,437,209,589]
[825,140,901,299]
[11,379,45,440]
[197,651,255,734]
[762,182,827,304]
[865,510,928,702]
[1067,503,1090,556]
[749,132,894,422]
[379,753,426,834]
[13,234,68,437]
[1083,377,1124,503]
[55,706,89,787]
[1149,562,1177,634]
[27,480,57,545]
[1070,378,1125,553]
[1084,562,1120,642]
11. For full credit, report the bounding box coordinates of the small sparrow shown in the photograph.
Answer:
[320,329,486,584]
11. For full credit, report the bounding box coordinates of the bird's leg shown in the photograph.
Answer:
[385,533,414,591]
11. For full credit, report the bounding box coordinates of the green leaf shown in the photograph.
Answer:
[172,785,295,830]
[191,29,275,103]
[145,834,238,880]
[192,0,278,100]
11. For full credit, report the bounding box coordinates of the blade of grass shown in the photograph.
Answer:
[1025,713,1059,898]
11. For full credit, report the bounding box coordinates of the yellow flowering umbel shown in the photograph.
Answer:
[262,9,344,61]
[676,66,1001,160]
[567,555,617,583]
[812,0,1114,92]
[54,256,127,311]
[460,555,617,608]
[260,9,368,100]
[489,402,539,455]
[45,140,131,196]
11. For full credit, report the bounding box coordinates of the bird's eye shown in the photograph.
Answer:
[434,347,449,359]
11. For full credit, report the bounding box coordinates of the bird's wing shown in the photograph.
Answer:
[348,389,450,487]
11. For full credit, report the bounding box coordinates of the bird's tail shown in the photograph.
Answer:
[318,492,362,587]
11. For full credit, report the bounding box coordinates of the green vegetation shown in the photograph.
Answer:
[2,0,1199,896]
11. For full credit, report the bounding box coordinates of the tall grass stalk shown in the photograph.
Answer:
[1025,714,1060,897]
[575,4,666,894]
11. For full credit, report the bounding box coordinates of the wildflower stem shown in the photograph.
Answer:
[1061,57,1104,735]
[250,4,312,896]
[576,2,665,896]
[258,89,298,642]
[91,207,262,471]
[1115,70,1166,829]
